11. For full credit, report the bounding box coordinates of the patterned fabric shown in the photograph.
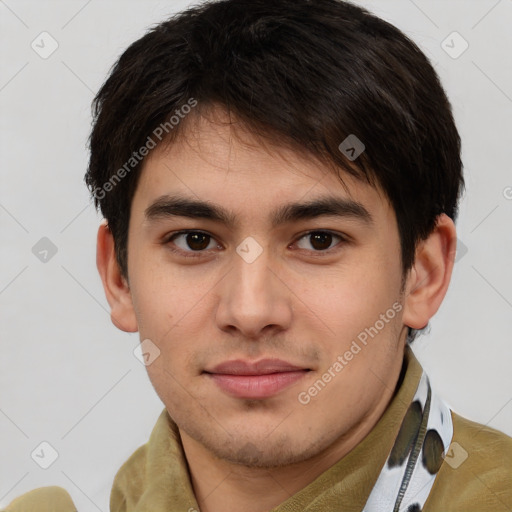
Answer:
[363,372,453,512]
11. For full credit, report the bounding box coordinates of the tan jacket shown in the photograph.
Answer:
[3,349,511,511]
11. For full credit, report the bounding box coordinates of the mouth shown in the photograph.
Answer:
[203,358,312,399]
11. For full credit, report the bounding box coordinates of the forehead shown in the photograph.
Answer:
[133,107,392,225]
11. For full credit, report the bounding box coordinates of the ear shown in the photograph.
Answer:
[96,221,138,332]
[402,214,457,330]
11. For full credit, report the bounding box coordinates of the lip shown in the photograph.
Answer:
[208,358,307,375]
[204,358,310,399]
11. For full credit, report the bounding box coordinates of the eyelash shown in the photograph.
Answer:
[162,230,347,259]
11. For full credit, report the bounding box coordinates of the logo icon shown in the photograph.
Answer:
[32,237,58,263]
[31,32,59,59]
[134,338,161,366]
[31,441,59,469]
[441,32,469,59]
[455,238,468,263]
[338,134,365,161]
[236,237,263,264]
[442,441,468,469]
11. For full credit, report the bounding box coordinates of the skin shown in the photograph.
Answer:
[97,106,457,512]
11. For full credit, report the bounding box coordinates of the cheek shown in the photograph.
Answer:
[129,265,221,377]
[317,254,401,314]
[301,255,403,355]
[128,252,208,335]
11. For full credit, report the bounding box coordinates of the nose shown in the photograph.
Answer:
[214,243,293,339]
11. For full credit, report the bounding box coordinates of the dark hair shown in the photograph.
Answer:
[86,0,464,327]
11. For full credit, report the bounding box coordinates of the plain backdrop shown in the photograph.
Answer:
[1,0,511,510]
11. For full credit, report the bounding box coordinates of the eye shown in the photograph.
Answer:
[163,229,347,259]
[293,231,346,253]
[165,231,221,257]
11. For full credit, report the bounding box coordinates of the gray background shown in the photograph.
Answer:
[1,0,511,510]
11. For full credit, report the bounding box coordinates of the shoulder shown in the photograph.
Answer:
[110,408,173,511]
[453,411,512,460]
[109,443,149,512]
[1,486,76,511]
[424,411,512,511]
[110,407,198,511]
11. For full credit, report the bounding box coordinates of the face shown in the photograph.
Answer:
[125,108,410,468]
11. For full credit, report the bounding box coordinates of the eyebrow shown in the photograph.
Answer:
[144,193,374,228]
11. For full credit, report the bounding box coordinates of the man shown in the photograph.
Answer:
[4,0,511,510]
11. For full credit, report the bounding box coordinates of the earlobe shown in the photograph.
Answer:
[402,214,457,330]
[96,221,138,333]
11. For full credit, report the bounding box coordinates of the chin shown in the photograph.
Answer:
[195,426,331,469]
[218,442,310,468]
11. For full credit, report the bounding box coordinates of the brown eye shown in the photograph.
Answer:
[295,231,344,252]
[167,231,218,256]
[309,232,333,250]
[185,232,211,251]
